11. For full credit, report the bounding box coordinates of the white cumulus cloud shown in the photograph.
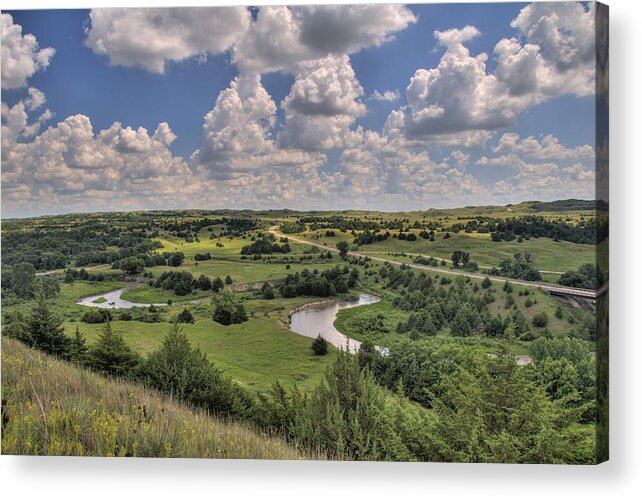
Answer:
[1,14,55,89]
[85,7,251,73]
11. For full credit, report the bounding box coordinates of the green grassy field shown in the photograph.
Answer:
[300,229,593,274]
[1,338,307,459]
[120,286,210,304]
[66,295,336,393]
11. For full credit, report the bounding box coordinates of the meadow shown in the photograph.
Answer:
[1,201,602,462]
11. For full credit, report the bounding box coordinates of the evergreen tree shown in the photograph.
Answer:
[176,308,195,324]
[69,326,90,365]
[212,276,224,292]
[311,334,329,355]
[27,289,71,358]
[89,321,140,376]
[142,322,251,416]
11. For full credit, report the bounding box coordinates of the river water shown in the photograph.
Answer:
[289,293,382,354]
[76,287,167,309]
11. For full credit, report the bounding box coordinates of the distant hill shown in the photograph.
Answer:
[528,199,598,212]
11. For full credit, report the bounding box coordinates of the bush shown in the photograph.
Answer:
[81,308,112,324]
[532,312,549,328]
[176,308,194,324]
[196,274,212,291]
[213,292,248,326]
[167,252,185,267]
[261,282,275,300]
[310,335,329,355]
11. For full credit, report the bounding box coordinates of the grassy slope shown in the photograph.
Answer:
[1,338,307,459]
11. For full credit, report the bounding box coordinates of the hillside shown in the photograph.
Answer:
[1,338,307,459]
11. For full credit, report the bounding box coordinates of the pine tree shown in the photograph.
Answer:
[89,321,140,376]
[27,289,70,358]
[69,326,89,365]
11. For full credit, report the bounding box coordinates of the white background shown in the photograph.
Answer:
[1,0,640,496]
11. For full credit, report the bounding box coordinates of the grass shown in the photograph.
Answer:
[120,286,209,304]
[302,229,594,274]
[151,229,341,285]
[334,300,409,344]
[1,337,309,459]
[65,295,336,393]
[92,297,108,304]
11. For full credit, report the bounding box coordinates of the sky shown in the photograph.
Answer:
[1,2,600,217]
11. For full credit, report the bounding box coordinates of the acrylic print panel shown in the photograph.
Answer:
[1,2,608,464]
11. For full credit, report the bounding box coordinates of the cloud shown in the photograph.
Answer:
[279,55,364,150]
[2,113,194,202]
[1,14,56,89]
[85,7,250,73]
[195,74,326,175]
[25,87,46,111]
[233,4,416,74]
[434,25,480,46]
[492,132,593,160]
[370,90,400,102]
[390,2,595,142]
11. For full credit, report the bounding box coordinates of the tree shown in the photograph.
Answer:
[336,241,350,260]
[167,252,185,267]
[311,334,329,355]
[119,256,144,275]
[532,312,549,328]
[69,326,89,365]
[212,276,224,293]
[176,308,194,324]
[89,322,140,376]
[261,282,275,300]
[427,350,586,463]
[213,292,248,325]
[225,275,233,285]
[481,276,492,289]
[141,322,251,417]
[10,262,36,297]
[196,274,212,291]
[27,289,71,358]
[2,311,32,346]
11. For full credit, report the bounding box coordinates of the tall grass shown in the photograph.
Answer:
[1,338,309,459]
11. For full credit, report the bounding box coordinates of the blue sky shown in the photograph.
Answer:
[1,3,598,217]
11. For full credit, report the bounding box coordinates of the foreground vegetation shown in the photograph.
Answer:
[1,338,305,459]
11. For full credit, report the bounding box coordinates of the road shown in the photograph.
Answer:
[268,226,598,300]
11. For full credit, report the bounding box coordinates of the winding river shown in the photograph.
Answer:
[289,293,383,354]
[76,287,168,309]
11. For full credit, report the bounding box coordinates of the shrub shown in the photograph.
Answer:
[532,312,549,328]
[310,335,329,355]
[176,308,194,324]
[213,292,248,326]
[261,282,275,300]
[81,308,112,324]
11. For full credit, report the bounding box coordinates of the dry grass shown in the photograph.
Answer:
[1,338,310,459]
